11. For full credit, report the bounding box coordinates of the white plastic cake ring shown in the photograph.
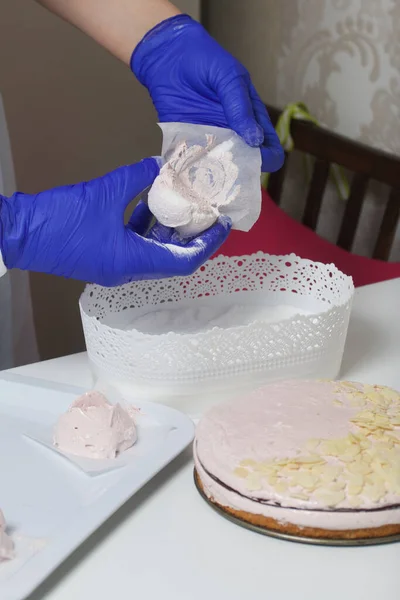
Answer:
[80,253,354,415]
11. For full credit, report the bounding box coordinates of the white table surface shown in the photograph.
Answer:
[9,278,400,600]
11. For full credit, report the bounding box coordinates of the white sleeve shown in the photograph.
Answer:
[0,251,7,278]
[0,93,14,279]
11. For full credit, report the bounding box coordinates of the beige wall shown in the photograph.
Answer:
[205,1,279,106]
[0,0,199,361]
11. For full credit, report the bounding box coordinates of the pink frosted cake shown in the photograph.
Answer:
[194,380,400,540]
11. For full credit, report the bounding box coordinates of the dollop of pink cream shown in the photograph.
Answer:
[53,391,137,459]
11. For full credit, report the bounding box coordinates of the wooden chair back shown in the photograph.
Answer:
[266,105,400,261]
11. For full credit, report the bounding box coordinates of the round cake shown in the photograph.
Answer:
[194,380,400,540]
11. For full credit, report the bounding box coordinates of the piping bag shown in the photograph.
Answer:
[147,122,262,238]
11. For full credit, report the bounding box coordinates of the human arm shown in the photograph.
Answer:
[0,158,231,286]
[35,0,180,64]
[35,1,284,173]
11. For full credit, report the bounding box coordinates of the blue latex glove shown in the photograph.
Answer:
[0,158,231,287]
[131,14,284,173]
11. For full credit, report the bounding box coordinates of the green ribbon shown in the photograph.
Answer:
[261,102,350,201]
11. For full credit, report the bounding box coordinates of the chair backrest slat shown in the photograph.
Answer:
[337,173,369,251]
[265,104,400,261]
[267,152,288,205]
[302,158,330,230]
[373,188,400,261]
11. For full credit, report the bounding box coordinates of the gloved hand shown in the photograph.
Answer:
[131,14,284,174]
[0,158,231,287]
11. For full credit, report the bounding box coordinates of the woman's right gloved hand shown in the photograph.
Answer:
[0,158,231,287]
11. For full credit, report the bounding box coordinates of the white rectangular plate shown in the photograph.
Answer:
[0,373,195,600]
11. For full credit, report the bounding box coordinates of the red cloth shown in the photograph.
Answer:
[218,189,400,288]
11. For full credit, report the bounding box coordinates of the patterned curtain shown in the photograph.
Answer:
[207,0,400,260]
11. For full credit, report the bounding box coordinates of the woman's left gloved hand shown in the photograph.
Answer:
[131,14,284,174]
[0,158,231,287]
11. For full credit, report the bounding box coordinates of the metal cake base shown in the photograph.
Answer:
[194,470,400,547]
